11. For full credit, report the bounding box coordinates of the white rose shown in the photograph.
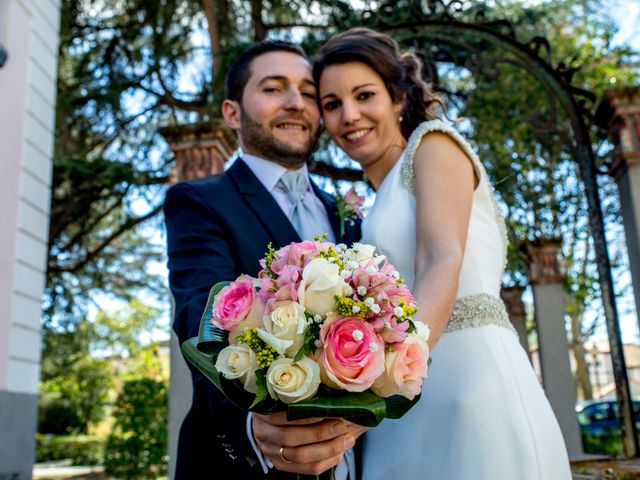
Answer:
[266,357,321,404]
[297,258,346,318]
[215,344,259,393]
[413,320,431,343]
[257,301,307,357]
[344,243,380,266]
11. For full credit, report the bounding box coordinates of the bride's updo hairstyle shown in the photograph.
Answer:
[313,28,442,140]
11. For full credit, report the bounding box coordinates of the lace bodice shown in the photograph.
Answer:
[362,119,508,300]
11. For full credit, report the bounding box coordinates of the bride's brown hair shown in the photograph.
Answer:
[313,28,443,140]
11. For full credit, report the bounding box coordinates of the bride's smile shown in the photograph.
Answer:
[318,61,406,188]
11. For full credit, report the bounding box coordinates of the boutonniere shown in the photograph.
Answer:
[335,187,365,236]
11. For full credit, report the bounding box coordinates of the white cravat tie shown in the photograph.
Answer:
[278,169,323,241]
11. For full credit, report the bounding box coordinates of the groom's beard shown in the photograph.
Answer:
[240,107,320,167]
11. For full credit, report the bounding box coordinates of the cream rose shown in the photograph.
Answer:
[215,344,259,393]
[413,320,431,344]
[344,243,378,265]
[297,258,346,318]
[371,334,429,400]
[257,301,307,357]
[266,357,320,404]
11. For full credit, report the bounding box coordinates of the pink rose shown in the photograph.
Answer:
[318,316,385,392]
[212,275,264,342]
[371,334,429,400]
[271,241,320,274]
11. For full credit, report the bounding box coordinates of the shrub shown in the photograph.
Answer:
[104,378,168,478]
[35,434,104,465]
[582,432,625,456]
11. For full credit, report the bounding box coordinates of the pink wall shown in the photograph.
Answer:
[0,0,31,389]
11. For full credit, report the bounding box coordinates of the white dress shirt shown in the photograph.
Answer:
[241,154,335,243]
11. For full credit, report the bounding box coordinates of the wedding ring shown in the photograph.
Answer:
[279,446,292,464]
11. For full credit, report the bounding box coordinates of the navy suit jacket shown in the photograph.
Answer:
[164,158,361,479]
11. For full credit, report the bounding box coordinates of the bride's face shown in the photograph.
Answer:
[318,62,404,167]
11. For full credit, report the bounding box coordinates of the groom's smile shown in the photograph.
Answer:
[228,51,321,167]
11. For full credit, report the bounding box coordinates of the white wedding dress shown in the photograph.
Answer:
[361,120,571,480]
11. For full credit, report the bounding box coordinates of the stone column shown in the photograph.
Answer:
[159,119,237,184]
[159,120,236,479]
[501,286,530,357]
[524,238,584,457]
[595,87,640,327]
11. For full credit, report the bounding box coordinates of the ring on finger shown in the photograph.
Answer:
[279,446,292,464]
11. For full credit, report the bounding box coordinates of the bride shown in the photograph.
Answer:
[313,28,572,479]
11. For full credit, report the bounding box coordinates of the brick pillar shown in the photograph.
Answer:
[500,286,530,357]
[595,86,640,329]
[524,238,583,457]
[160,119,236,479]
[159,119,237,183]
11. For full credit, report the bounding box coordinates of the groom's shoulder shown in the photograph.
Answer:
[167,169,236,200]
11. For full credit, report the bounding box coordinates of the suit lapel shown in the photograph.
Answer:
[227,159,301,248]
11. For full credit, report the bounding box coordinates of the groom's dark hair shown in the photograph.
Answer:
[224,41,308,104]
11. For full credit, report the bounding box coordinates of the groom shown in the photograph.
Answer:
[164,41,363,479]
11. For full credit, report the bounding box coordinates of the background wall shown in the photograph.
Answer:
[0,0,60,477]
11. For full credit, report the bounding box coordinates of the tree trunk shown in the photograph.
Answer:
[570,310,594,400]
[251,0,266,41]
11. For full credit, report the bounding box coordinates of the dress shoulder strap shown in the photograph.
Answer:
[400,119,485,194]
[400,120,509,271]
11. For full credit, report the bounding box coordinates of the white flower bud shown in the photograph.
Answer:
[357,286,367,296]
[352,305,361,314]
[366,266,376,275]
[364,297,375,307]
[352,329,364,341]
[394,306,404,317]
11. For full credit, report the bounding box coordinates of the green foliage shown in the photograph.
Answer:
[39,344,113,434]
[48,0,362,330]
[104,379,168,479]
[35,434,105,466]
[582,432,624,456]
[39,300,164,435]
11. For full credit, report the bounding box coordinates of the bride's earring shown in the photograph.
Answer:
[399,116,403,123]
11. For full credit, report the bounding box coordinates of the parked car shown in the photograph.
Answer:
[575,399,640,436]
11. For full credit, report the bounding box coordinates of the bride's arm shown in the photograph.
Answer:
[412,131,478,349]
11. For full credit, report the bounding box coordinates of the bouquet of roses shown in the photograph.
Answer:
[182,239,430,427]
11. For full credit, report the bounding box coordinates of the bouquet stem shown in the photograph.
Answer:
[295,466,335,480]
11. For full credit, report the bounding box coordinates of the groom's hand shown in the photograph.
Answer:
[252,412,367,475]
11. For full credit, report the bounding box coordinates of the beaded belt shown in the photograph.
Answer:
[444,293,517,335]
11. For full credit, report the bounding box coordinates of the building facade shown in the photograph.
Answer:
[0,0,60,477]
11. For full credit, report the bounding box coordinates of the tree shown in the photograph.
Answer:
[48,0,638,400]
[47,0,367,329]
[103,378,168,479]
[39,300,164,434]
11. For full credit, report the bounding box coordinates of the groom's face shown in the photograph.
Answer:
[230,51,321,167]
